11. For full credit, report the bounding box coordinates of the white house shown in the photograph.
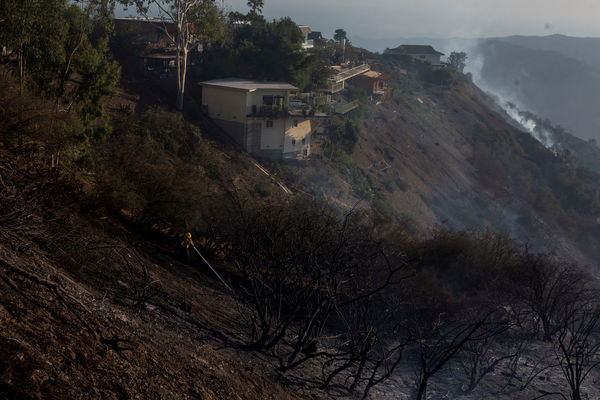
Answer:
[389,45,445,67]
[298,26,314,50]
[200,78,315,159]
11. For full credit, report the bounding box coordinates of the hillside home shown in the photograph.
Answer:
[200,78,318,159]
[114,18,200,77]
[298,26,314,50]
[352,70,395,102]
[389,45,445,67]
[326,64,371,94]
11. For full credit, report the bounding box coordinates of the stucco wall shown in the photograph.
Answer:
[283,119,311,157]
[258,119,286,151]
[202,86,247,123]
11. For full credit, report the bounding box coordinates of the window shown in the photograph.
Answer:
[292,139,296,145]
[266,120,273,128]
[293,120,298,127]
[262,95,285,109]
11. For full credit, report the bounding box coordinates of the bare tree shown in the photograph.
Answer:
[502,253,586,342]
[554,301,600,400]
[457,335,523,393]
[121,0,218,110]
[221,199,412,379]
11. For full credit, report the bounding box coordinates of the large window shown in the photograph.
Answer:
[263,95,285,109]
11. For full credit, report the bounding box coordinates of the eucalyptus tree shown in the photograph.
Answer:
[0,0,120,127]
[0,0,66,95]
[119,0,222,111]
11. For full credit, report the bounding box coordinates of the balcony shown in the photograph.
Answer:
[302,39,314,49]
[247,105,289,118]
[330,64,371,83]
[327,81,345,94]
[333,99,360,114]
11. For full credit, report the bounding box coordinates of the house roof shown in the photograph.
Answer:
[200,78,298,91]
[395,45,444,56]
[298,25,312,35]
[360,70,394,80]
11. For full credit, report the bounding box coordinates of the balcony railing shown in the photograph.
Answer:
[333,99,360,114]
[327,81,345,94]
[247,105,288,118]
[302,39,314,49]
[330,64,370,83]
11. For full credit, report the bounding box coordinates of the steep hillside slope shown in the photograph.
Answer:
[474,39,600,142]
[289,62,600,264]
[0,146,317,400]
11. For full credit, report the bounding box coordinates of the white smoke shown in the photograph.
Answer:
[501,102,556,149]
[461,43,557,151]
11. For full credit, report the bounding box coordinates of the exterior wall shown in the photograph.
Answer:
[352,76,377,94]
[260,119,286,151]
[283,119,312,158]
[202,85,312,159]
[202,86,247,124]
[412,54,441,65]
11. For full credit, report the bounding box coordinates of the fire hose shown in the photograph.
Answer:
[191,245,232,292]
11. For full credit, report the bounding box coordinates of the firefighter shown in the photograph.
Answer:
[181,232,194,262]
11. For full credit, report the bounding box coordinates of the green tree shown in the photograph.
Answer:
[246,0,264,14]
[333,28,348,62]
[0,0,66,96]
[0,0,120,122]
[201,16,314,89]
[333,28,347,43]
[447,51,467,72]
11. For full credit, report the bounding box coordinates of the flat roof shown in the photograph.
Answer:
[361,70,394,80]
[200,78,298,91]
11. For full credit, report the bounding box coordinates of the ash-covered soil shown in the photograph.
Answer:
[0,149,314,400]
[1,146,599,400]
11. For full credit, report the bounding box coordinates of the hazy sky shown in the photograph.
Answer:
[221,0,600,41]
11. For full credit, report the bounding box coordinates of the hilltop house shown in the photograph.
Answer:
[388,45,444,67]
[114,18,202,77]
[200,78,321,159]
[298,26,314,50]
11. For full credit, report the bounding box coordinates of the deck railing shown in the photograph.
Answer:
[334,99,360,114]
[330,64,370,83]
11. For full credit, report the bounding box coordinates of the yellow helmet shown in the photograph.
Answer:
[186,232,192,239]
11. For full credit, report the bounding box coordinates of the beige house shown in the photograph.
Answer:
[387,45,445,67]
[200,78,315,159]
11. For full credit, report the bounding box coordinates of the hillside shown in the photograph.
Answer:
[3,9,600,400]
[474,39,600,142]
[0,148,298,399]
[278,58,600,265]
[357,34,600,143]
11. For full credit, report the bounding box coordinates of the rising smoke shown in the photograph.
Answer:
[455,40,558,151]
